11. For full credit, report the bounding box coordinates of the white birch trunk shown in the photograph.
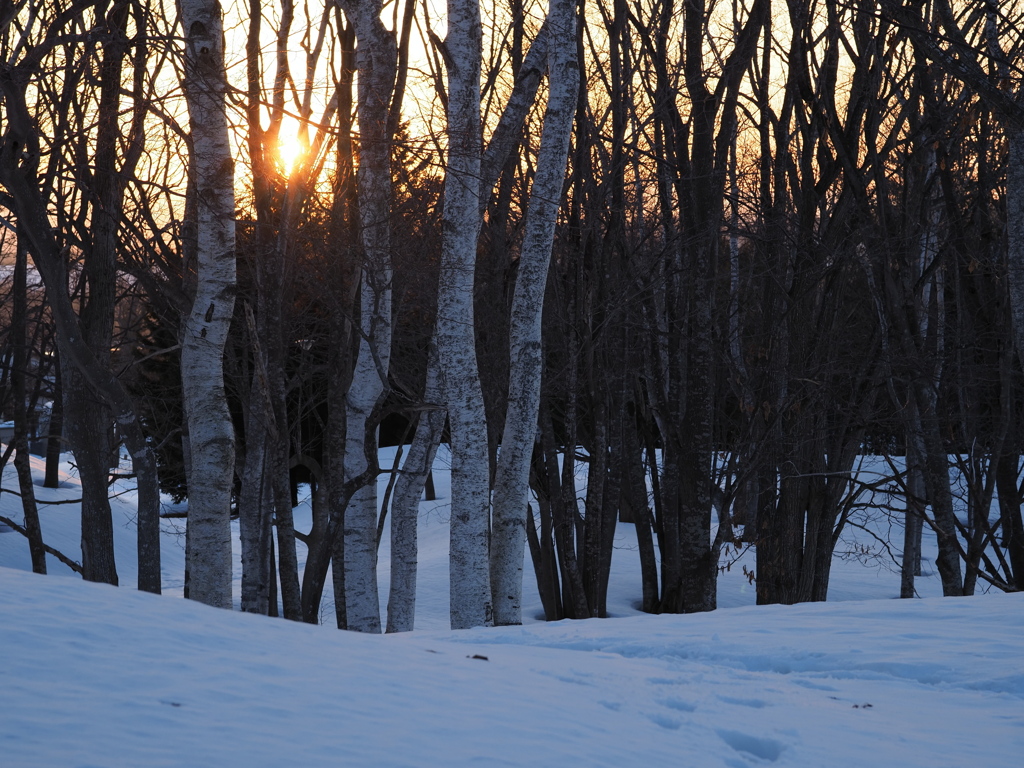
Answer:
[438,0,492,629]
[386,346,446,632]
[342,285,390,633]
[339,1,397,634]
[178,0,237,609]
[490,0,578,626]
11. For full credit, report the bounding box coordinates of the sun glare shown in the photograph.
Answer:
[278,136,305,177]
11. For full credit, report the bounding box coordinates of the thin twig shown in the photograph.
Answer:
[0,514,83,573]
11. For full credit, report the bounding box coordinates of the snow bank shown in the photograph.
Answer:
[1,567,1021,767]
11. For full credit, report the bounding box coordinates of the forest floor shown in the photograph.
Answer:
[1,449,1021,766]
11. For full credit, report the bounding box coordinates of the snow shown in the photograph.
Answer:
[2,449,1022,767]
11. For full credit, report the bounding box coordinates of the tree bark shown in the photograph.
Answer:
[178,0,238,609]
[439,0,492,629]
[238,306,274,614]
[387,347,445,632]
[43,355,63,489]
[996,452,1024,589]
[902,417,927,598]
[490,0,577,626]
[12,234,46,574]
[337,0,398,634]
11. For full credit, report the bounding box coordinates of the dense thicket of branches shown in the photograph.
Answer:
[1,0,1022,631]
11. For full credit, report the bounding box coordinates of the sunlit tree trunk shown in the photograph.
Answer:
[338,0,397,633]
[490,0,577,626]
[178,0,237,609]
[439,0,492,629]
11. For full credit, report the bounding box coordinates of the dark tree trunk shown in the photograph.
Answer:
[13,236,46,574]
[902,437,927,598]
[43,355,63,489]
[996,452,1024,590]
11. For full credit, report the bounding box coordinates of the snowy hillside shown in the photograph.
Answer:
[2,568,1022,767]
[2,451,1022,766]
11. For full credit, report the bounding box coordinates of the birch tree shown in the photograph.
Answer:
[438,0,492,629]
[489,0,577,626]
[336,0,398,634]
[386,346,445,632]
[178,0,237,608]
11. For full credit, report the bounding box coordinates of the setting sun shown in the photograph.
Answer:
[278,135,305,176]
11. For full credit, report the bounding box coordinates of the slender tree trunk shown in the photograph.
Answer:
[338,0,398,634]
[542,393,588,618]
[339,204,389,632]
[915,396,965,597]
[43,356,63,489]
[526,396,562,620]
[996,452,1024,589]
[13,235,46,574]
[328,21,358,632]
[902,431,926,597]
[387,347,445,632]
[290,18,358,627]
[178,0,237,609]
[53,0,133,587]
[238,316,274,614]
[490,0,577,626]
[241,445,274,614]
[437,0,492,630]
[63,359,117,584]
[582,397,609,616]
[265,285,301,620]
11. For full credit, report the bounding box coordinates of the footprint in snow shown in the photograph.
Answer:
[718,694,770,709]
[716,729,786,763]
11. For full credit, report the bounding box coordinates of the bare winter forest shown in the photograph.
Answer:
[1,0,1023,632]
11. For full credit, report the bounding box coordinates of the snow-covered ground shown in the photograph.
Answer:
[2,449,1022,766]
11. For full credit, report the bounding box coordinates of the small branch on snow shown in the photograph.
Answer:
[0,487,84,505]
[0,514,83,573]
